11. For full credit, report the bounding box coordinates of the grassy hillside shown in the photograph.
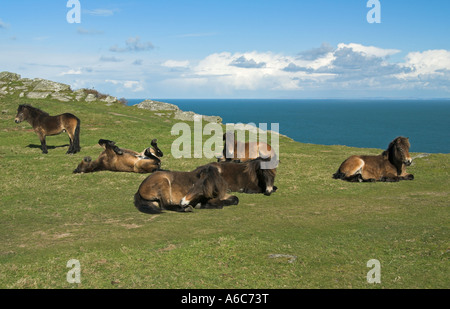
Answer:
[0,95,448,289]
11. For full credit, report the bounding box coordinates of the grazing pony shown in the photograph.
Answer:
[73,139,163,174]
[206,158,278,196]
[14,104,81,154]
[134,165,239,214]
[333,136,414,182]
[219,132,277,167]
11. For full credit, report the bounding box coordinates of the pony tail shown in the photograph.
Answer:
[332,169,345,179]
[134,192,162,214]
[73,117,81,153]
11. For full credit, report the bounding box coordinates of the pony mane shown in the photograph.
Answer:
[199,165,227,199]
[19,104,49,117]
[243,158,276,186]
[381,136,409,162]
[243,158,263,184]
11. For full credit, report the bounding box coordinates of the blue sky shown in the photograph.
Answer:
[1,0,450,99]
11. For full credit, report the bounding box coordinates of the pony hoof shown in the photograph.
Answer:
[183,206,194,212]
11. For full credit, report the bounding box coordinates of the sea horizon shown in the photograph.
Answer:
[126,98,450,154]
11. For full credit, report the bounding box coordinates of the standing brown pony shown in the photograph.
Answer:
[14,104,81,154]
[219,132,277,167]
[134,165,238,214]
[333,136,414,182]
[73,139,162,174]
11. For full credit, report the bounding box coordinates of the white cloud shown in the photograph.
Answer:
[59,69,82,76]
[156,44,450,96]
[162,60,190,68]
[398,49,450,78]
[337,43,401,58]
[106,79,144,92]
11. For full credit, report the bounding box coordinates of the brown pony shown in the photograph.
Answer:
[204,158,278,195]
[219,132,277,167]
[73,139,162,174]
[333,136,414,182]
[134,165,239,214]
[14,104,81,154]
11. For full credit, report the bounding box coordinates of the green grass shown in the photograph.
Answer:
[0,95,448,289]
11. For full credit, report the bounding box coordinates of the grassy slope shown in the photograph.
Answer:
[0,96,448,289]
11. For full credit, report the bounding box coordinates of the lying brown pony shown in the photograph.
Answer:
[205,158,277,196]
[73,139,162,174]
[134,165,239,214]
[175,159,276,213]
[333,136,414,182]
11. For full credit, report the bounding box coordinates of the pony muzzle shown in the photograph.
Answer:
[264,186,274,196]
[180,197,190,207]
[404,158,412,166]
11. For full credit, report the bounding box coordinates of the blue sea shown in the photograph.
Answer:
[127,99,450,154]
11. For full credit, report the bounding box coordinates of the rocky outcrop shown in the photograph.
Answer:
[173,110,222,123]
[136,100,180,111]
[0,71,119,105]
[135,99,222,123]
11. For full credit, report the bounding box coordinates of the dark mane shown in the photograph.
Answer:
[381,136,409,161]
[243,159,261,184]
[19,104,49,117]
[198,166,228,199]
[243,158,276,181]
[381,141,394,158]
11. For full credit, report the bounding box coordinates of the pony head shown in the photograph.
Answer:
[73,157,93,174]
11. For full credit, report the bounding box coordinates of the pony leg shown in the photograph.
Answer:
[66,117,81,154]
[201,195,239,209]
[67,136,74,154]
[380,175,400,182]
[38,133,48,154]
[334,156,365,182]
[399,174,414,180]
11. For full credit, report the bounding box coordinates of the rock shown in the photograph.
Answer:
[51,92,73,102]
[85,94,97,102]
[0,71,21,81]
[174,110,222,123]
[100,95,118,104]
[136,99,222,123]
[135,100,180,111]
[26,92,52,99]
[32,79,71,92]
[0,71,124,106]
[73,89,86,101]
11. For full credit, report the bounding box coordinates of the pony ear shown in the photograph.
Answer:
[83,156,92,162]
